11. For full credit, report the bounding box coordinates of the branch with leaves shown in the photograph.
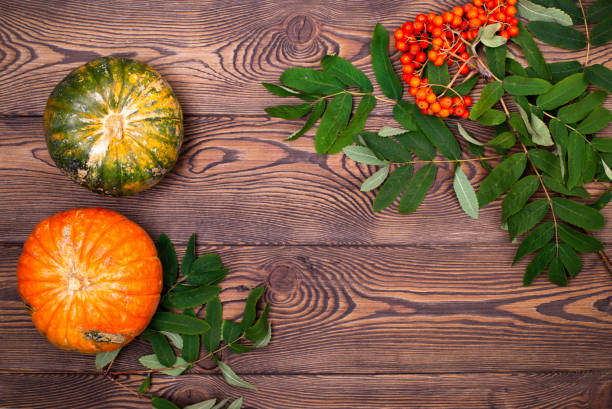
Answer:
[263,0,612,286]
[95,233,271,409]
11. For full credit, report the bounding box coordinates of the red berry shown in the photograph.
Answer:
[462,110,470,119]
[394,29,404,41]
[416,13,427,22]
[416,51,427,63]
[396,41,409,51]
[402,21,414,33]
[400,53,413,64]
[506,5,517,16]
[463,96,472,106]
[409,43,421,55]
[409,76,421,87]
[402,64,414,74]
[508,26,519,36]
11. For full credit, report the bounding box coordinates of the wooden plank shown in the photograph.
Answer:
[1,117,611,245]
[1,371,611,408]
[2,245,611,374]
[0,0,609,116]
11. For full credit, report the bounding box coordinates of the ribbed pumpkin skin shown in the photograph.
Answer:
[17,208,163,353]
[43,57,183,196]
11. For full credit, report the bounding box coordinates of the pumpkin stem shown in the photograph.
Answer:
[104,114,125,141]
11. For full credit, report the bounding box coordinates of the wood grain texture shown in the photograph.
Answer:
[1,116,611,245]
[2,245,611,374]
[0,0,609,116]
[1,372,611,409]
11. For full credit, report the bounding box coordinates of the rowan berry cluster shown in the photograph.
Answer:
[394,0,519,118]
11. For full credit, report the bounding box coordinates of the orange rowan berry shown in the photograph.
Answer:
[506,5,517,16]
[409,86,418,96]
[417,100,429,110]
[440,97,453,109]
[452,96,462,106]
[428,49,438,61]
[462,110,470,119]
[431,102,442,113]
[409,76,421,87]
[433,15,444,26]
[451,15,463,28]
[400,53,413,64]
[439,108,451,118]
[455,106,465,116]
[394,29,404,41]
[508,26,519,36]
[459,64,470,75]
[421,77,429,84]
[509,17,519,26]
[426,93,437,104]
[434,56,446,66]
[414,21,424,32]
[463,96,472,106]
[427,13,436,22]
[474,0,483,6]
[496,12,506,22]
[416,89,428,100]
[453,6,464,16]
[499,30,510,40]
[466,8,478,19]
[432,28,443,39]
[402,21,414,33]
[507,0,517,5]
[416,13,427,22]
[409,43,420,54]
[396,41,408,51]
[443,12,454,23]
[402,64,414,74]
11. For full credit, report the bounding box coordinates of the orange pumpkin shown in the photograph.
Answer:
[17,208,162,353]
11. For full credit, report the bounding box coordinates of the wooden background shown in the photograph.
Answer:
[1,0,611,407]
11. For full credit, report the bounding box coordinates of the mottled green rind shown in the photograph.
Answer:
[43,56,183,196]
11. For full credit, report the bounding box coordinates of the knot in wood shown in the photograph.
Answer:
[286,15,316,44]
[266,264,300,302]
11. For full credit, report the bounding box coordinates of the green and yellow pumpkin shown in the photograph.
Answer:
[43,57,183,196]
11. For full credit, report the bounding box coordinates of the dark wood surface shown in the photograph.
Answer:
[1,0,611,408]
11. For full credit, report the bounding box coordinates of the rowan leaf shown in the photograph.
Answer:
[217,360,257,390]
[373,165,414,212]
[503,76,552,95]
[395,132,436,160]
[343,145,389,166]
[567,131,584,189]
[149,332,176,367]
[577,107,612,135]
[477,153,527,207]
[371,23,402,100]
[457,123,483,145]
[161,286,221,309]
[508,200,549,240]
[529,149,563,180]
[527,21,586,49]
[321,54,373,92]
[511,22,551,80]
[587,0,612,23]
[152,397,181,409]
[286,99,325,141]
[502,175,540,221]
[393,100,419,131]
[513,222,554,264]
[378,126,407,137]
[592,138,612,153]
[453,167,479,219]
[426,60,450,94]
[361,165,390,192]
[558,243,582,277]
[469,81,504,120]
[227,398,244,409]
[95,349,121,370]
[486,131,516,150]
[183,399,218,409]
[362,132,412,162]
[454,74,481,95]
[548,256,568,286]
[541,175,590,198]
[552,197,604,230]
[518,0,573,25]
[536,73,589,110]
[413,108,461,160]
[315,92,352,154]
[329,94,376,153]
[548,61,583,83]
[203,296,222,352]
[557,91,607,124]
[591,16,612,46]
[157,233,178,288]
[524,242,556,285]
[265,103,312,120]
[139,355,189,376]
[149,312,211,335]
[558,223,603,252]
[398,163,437,214]
[477,109,506,126]
[584,64,612,93]
[280,67,345,94]
[485,46,506,79]
[242,287,264,330]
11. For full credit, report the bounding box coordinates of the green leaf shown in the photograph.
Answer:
[508,200,549,240]
[547,256,568,286]
[584,64,612,93]
[261,83,319,101]
[558,243,582,277]
[329,95,376,153]
[138,373,151,394]
[590,190,612,210]
[503,76,552,95]
[426,60,450,94]
[395,132,436,160]
[227,398,244,409]
[476,109,506,126]
[398,164,437,214]
[181,333,200,363]
[502,175,540,221]
[582,146,598,183]
[558,91,607,124]
[602,157,612,180]
[378,126,406,137]
[187,253,223,282]
[542,175,590,198]
[588,0,612,23]
[139,355,189,376]
[527,21,587,49]
[362,132,412,162]
[477,153,527,207]
[393,100,419,131]
[529,149,563,180]
[253,322,273,348]
[412,109,461,160]
[511,22,551,80]
[537,72,589,110]
[222,320,243,343]
[518,0,573,26]
[343,145,389,165]
[152,396,181,409]
[216,360,257,390]
[506,59,528,77]
[361,165,390,192]
[513,222,554,264]
[457,123,483,146]
[479,23,507,48]
[567,131,584,189]
[577,107,612,135]
[280,67,345,94]
[592,138,612,153]
[321,55,373,92]
[162,286,221,310]
[211,399,230,409]
[371,23,402,100]
[508,112,532,144]
[183,399,218,409]
[591,16,612,46]
[160,331,184,350]
[286,99,325,141]
[265,103,312,120]
[149,332,176,367]
[315,92,352,154]
[157,233,178,288]
[469,81,504,120]
[548,61,583,83]
[453,74,481,95]
[242,287,264,330]
[558,223,603,252]
[529,113,554,146]
[485,46,506,80]
[203,296,222,352]
[373,165,414,212]
[245,302,270,341]
[229,344,257,354]
[182,233,197,278]
[553,0,583,24]
[150,312,211,335]
[552,197,604,230]
[486,131,515,150]
[94,349,120,370]
[524,242,556,285]
[453,167,479,219]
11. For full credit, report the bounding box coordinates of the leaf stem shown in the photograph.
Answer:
[391,155,501,166]
[104,374,149,400]
[535,106,592,146]
[109,335,246,376]
[577,0,591,66]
